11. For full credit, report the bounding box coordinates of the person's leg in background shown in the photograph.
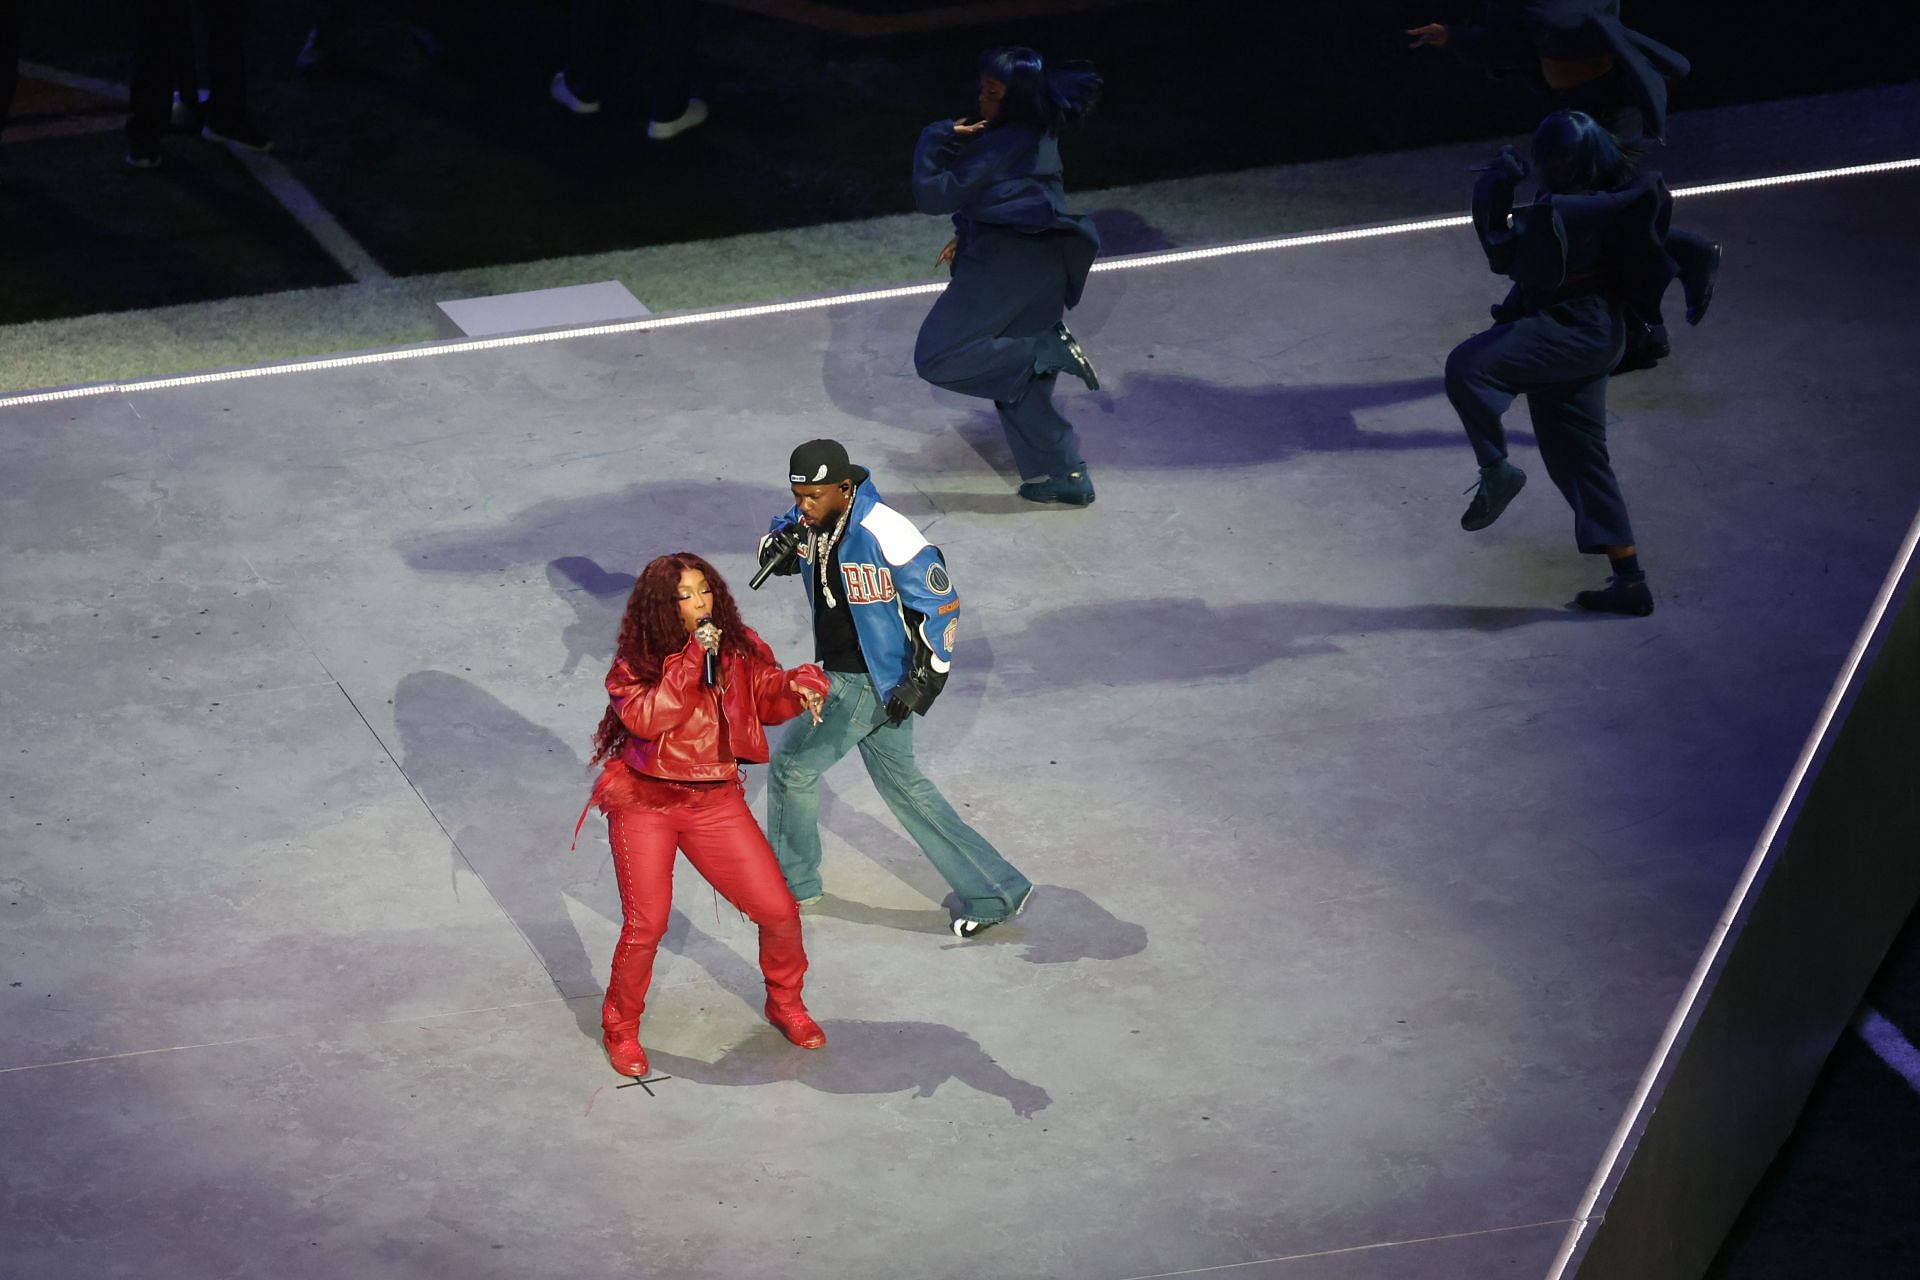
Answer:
[917,229,1097,502]
[995,235,1092,504]
[1527,377,1652,616]
[166,0,202,132]
[1,1,21,145]
[1444,318,1534,530]
[553,0,614,113]
[200,0,272,150]
[126,2,183,167]
[645,0,707,137]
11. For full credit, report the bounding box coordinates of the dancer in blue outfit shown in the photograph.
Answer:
[1449,111,1675,616]
[912,47,1104,506]
[1410,1,1721,373]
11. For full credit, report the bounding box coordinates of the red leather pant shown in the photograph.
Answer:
[601,780,807,1037]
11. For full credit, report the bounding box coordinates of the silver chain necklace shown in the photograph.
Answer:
[816,503,851,609]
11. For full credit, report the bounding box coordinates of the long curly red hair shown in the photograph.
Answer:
[590,552,753,765]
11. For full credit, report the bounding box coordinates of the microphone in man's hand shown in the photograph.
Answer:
[750,523,807,590]
[697,617,720,686]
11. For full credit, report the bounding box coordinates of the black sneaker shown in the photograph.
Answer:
[1684,242,1722,327]
[168,93,204,133]
[201,121,274,153]
[1460,460,1526,531]
[1017,469,1095,506]
[1575,573,1654,617]
[1048,322,1099,391]
[1612,320,1671,376]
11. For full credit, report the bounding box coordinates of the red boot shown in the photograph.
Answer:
[765,998,826,1050]
[603,1030,649,1077]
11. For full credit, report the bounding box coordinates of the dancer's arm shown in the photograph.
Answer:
[911,119,1009,215]
[741,631,829,725]
[1410,9,1534,72]
[1471,146,1530,274]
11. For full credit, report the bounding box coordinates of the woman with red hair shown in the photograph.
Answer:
[581,552,832,1077]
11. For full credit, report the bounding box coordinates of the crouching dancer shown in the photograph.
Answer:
[911,47,1103,506]
[1448,110,1676,616]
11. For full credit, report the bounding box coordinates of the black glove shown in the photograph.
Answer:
[1489,285,1525,324]
[884,668,942,725]
[757,523,806,577]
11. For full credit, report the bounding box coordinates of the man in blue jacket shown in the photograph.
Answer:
[757,439,1033,938]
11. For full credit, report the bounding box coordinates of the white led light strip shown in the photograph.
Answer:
[1087,156,1920,272]
[1543,501,1920,1280]
[2,155,1915,412]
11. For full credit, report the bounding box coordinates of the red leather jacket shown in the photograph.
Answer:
[606,628,828,782]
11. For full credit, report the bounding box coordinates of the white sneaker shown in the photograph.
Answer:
[646,98,708,141]
[169,92,203,129]
[949,886,1034,940]
[550,71,601,115]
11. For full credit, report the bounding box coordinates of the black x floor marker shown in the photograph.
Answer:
[616,1074,673,1095]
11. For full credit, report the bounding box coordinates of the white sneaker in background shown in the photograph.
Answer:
[169,92,203,129]
[646,98,708,141]
[550,71,601,115]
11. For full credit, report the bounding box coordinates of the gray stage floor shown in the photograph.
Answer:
[4,162,1919,1280]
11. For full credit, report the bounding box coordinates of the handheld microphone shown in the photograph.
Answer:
[696,617,719,686]
[750,524,807,590]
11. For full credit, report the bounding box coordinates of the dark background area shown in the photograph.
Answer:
[1706,902,1920,1280]
[2,1,1916,321]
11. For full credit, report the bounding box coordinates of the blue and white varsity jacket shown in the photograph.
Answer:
[762,473,961,707]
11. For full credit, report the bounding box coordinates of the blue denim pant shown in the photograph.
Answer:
[766,672,1030,921]
[914,226,1087,481]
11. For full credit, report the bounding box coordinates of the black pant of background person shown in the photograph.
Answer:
[299,0,447,73]
[564,0,700,124]
[1,2,20,146]
[127,0,259,156]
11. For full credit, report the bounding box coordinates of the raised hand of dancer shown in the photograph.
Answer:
[1406,23,1449,49]
[950,117,989,138]
[1476,145,1530,182]
[792,682,825,724]
[936,237,958,266]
